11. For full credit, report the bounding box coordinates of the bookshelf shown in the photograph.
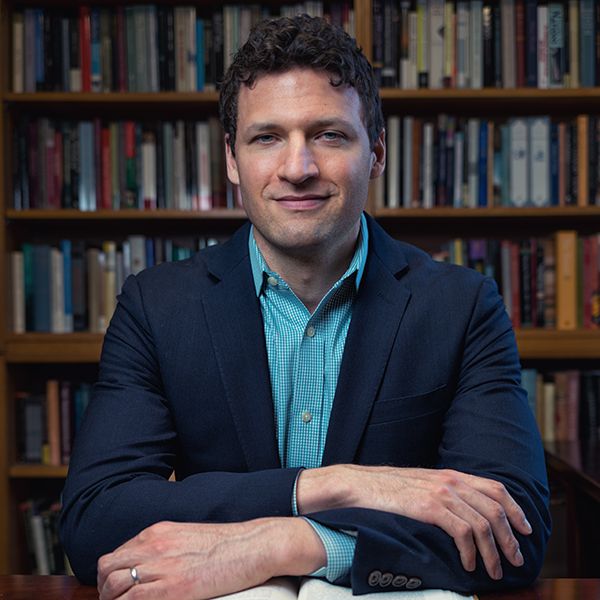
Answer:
[1,0,599,578]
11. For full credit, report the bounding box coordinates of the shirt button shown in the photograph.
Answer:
[302,411,312,423]
[267,276,278,287]
[306,325,316,338]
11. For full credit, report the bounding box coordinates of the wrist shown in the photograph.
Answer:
[296,465,352,515]
[264,518,327,577]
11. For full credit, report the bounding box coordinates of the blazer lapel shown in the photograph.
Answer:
[201,228,282,472]
[322,218,412,466]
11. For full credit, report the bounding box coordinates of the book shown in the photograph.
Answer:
[509,118,529,207]
[555,230,578,330]
[537,5,548,89]
[429,1,445,90]
[579,0,595,87]
[529,116,550,207]
[548,3,564,88]
[500,0,516,88]
[210,577,474,600]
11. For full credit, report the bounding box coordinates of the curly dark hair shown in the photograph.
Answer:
[219,14,384,156]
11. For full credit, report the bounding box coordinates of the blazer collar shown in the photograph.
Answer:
[200,216,413,470]
[322,214,412,465]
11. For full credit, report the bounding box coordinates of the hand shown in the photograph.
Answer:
[297,465,532,581]
[97,518,326,600]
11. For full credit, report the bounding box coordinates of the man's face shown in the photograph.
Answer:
[226,68,385,264]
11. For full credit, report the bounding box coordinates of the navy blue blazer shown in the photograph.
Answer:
[59,214,550,594]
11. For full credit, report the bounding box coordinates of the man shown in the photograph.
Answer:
[59,14,551,600]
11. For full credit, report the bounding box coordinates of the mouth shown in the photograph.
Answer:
[275,195,329,209]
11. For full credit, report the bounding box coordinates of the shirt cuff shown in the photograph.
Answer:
[302,518,357,582]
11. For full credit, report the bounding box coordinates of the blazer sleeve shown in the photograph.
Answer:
[306,276,551,595]
[58,269,303,585]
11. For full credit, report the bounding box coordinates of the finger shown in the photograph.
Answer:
[434,492,503,580]
[98,566,141,600]
[443,475,524,570]
[455,472,533,535]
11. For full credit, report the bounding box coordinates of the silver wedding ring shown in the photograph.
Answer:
[130,566,141,585]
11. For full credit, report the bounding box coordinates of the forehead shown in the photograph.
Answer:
[237,68,365,128]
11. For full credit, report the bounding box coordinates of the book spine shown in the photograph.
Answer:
[555,230,578,330]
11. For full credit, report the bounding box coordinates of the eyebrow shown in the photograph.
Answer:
[244,118,359,137]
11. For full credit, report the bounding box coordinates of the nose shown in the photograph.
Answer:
[278,136,319,184]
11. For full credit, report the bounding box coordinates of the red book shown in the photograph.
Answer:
[124,121,137,209]
[101,126,112,209]
[79,6,91,92]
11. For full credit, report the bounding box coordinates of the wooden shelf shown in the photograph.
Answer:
[375,206,600,219]
[6,208,248,221]
[6,334,104,363]
[515,329,600,360]
[4,330,599,363]
[3,91,220,104]
[9,464,68,479]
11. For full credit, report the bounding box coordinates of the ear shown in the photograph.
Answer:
[369,129,386,180]
[225,135,240,185]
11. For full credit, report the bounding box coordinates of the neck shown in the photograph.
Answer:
[256,235,359,315]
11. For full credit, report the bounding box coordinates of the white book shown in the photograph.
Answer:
[51,247,65,334]
[127,235,147,276]
[12,12,24,93]
[537,5,549,90]
[196,121,213,211]
[467,119,480,208]
[402,116,414,208]
[428,1,445,89]
[529,116,551,207]
[509,117,529,207]
[407,11,419,89]
[500,0,516,89]
[386,116,401,208]
[456,2,470,89]
[30,513,51,575]
[214,577,474,600]
[470,0,483,89]
[11,251,25,334]
[422,121,434,208]
[453,130,465,207]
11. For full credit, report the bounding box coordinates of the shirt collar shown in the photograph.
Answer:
[249,212,369,297]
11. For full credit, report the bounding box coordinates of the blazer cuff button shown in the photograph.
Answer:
[367,571,382,586]
[406,577,422,589]
[379,573,393,587]
[392,575,408,588]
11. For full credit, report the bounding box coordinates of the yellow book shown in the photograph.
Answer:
[555,230,578,330]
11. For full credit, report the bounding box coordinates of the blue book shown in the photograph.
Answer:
[90,7,101,92]
[34,9,45,90]
[78,121,96,211]
[550,124,559,206]
[525,0,537,87]
[61,239,73,333]
[197,19,205,91]
[32,245,51,332]
[145,238,155,268]
[478,122,488,207]
[580,0,595,87]
[521,368,539,420]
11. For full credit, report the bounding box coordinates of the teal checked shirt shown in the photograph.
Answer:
[249,213,369,582]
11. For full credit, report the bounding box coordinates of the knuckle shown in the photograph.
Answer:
[454,521,473,541]
[473,516,493,538]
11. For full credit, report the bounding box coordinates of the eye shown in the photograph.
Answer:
[254,134,276,144]
[320,131,343,141]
